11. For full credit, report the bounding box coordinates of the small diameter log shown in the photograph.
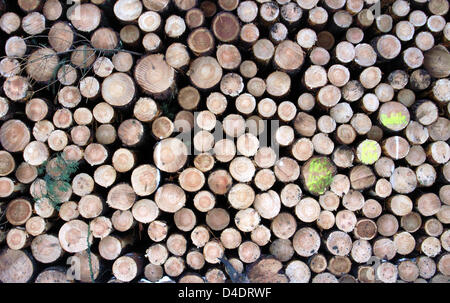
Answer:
[134,97,159,123]
[400,211,422,233]
[113,0,142,22]
[142,34,161,53]
[291,138,314,162]
[84,143,108,167]
[423,46,450,79]
[252,147,275,169]
[310,47,331,66]
[89,216,112,239]
[186,250,205,271]
[58,201,79,222]
[188,28,215,56]
[238,241,260,264]
[192,190,215,213]
[113,253,144,282]
[328,256,352,277]
[247,258,287,283]
[349,165,376,191]
[257,98,277,119]
[148,220,168,242]
[295,197,321,223]
[177,86,200,111]
[278,101,297,123]
[415,193,441,217]
[0,58,20,78]
[35,267,69,283]
[185,8,205,29]
[230,157,255,183]
[423,218,443,238]
[137,10,161,33]
[252,225,271,247]
[293,227,321,257]
[6,198,33,226]
[0,151,15,177]
[245,77,265,98]
[120,24,140,47]
[252,39,275,65]
[3,76,30,102]
[303,65,327,90]
[22,12,45,35]
[335,210,357,232]
[307,253,327,274]
[203,240,224,264]
[220,73,244,97]
[92,165,116,189]
[326,231,353,256]
[389,166,418,194]
[192,154,214,173]
[220,228,242,249]
[131,199,159,224]
[271,212,297,240]
[254,190,281,220]
[266,71,291,98]
[0,13,21,35]
[144,263,164,283]
[254,169,276,191]
[190,226,210,248]
[319,192,340,212]
[112,52,134,73]
[6,228,30,250]
[26,216,50,237]
[377,214,400,237]
[167,234,187,256]
[240,23,260,47]
[154,183,186,213]
[77,194,103,219]
[286,261,311,283]
[356,140,381,165]
[174,208,196,232]
[350,239,372,264]
[92,102,115,123]
[206,208,230,231]
[393,231,416,256]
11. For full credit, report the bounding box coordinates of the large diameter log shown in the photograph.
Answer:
[212,12,240,42]
[423,46,450,78]
[153,138,188,173]
[69,3,101,32]
[0,248,35,283]
[301,157,337,195]
[102,73,136,107]
[107,183,136,211]
[188,56,223,90]
[26,48,59,83]
[58,220,93,253]
[135,54,175,100]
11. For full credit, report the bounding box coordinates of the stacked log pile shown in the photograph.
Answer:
[0,0,449,283]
